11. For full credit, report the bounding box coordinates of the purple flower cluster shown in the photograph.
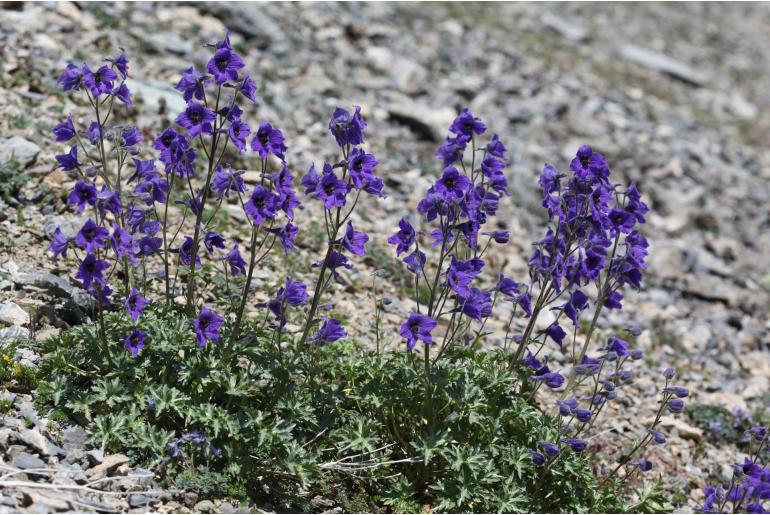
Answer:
[168,429,222,461]
[703,428,769,514]
[297,105,384,345]
[388,108,510,351]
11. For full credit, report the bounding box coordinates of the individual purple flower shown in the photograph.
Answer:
[399,313,437,351]
[387,218,415,256]
[262,277,309,323]
[310,318,347,344]
[347,148,378,189]
[315,167,349,209]
[456,287,493,320]
[50,227,70,261]
[532,370,565,389]
[632,460,653,472]
[268,221,299,255]
[495,275,519,298]
[86,121,100,145]
[58,63,83,91]
[207,47,244,84]
[124,328,147,358]
[565,438,587,452]
[539,441,560,457]
[204,231,226,252]
[52,116,76,142]
[175,67,210,102]
[244,185,279,225]
[435,166,471,201]
[342,222,368,256]
[544,323,567,350]
[56,146,81,171]
[328,105,366,147]
[229,119,250,152]
[74,219,109,253]
[82,64,117,97]
[119,127,142,148]
[404,249,426,274]
[487,134,507,159]
[300,164,320,195]
[482,230,509,244]
[125,288,150,322]
[75,254,109,290]
[435,136,467,166]
[667,398,685,414]
[447,257,484,296]
[111,224,135,264]
[137,235,162,257]
[240,74,257,103]
[109,50,129,78]
[211,166,245,199]
[178,236,201,266]
[557,398,578,416]
[574,409,592,423]
[449,108,486,139]
[224,244,246,276]
[315,251,353,280]
[193,307,224,347]
[606,335,630,357]
[113,83,132,107]
[604,290,623,310]
[250,122,286,160]
[176,102,215,137]
[134,174,169,206]
[530,450,546,466]
[570,145,609,181]
[608,208,636,235]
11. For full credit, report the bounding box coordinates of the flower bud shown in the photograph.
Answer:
[663,367,676,379]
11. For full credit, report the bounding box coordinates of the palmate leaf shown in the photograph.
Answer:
[149,384,190,418]
[90,378,132,407]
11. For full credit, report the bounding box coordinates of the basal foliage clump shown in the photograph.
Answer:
[35,32,683,512]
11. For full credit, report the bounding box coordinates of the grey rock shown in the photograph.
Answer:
[15,428,65,457]
[386,101,456,142]
[86,449,105,466]
[541,13,587,42]
[194,500,217,513]
[0,136,41,168]
[219,502,236,513]
[60,425,88,450]
[131,80,188,117]
[196,2,278,49]
[128,494,151,508]
[0,301,29,326]
[620,44,708,86]
[42,215,89,240]
[0,325,28,341]
[87,453,129,480]
[64,447,87,465]
[12,452,46,470]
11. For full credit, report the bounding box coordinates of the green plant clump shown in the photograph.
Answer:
[36,305,663,513]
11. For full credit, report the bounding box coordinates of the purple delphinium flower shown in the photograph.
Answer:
[75,254,109,290]
[240,75,257,103]
[387,218,416,256]
[447,257,484,296]
[120,126,142,147]
[667,398,685,414]
[82,64,117,97]
[175,67,210,102]
[251,122,286,160]
[315,167,349,209]
[56,146,81,171]
[244,185,279,226]
[544,323,567,350]
[178,236,201,266]
[58,63,83,91]
[207,47,244,84]
[125,288,150,322]
[124,328,148,358]
[347,147,378,189]
[53,116,76,142]
[262,277,309,323]
[328,105,366,147]
[223,244,246,276]
[449,107,486,140]
[530,450,546,466]
[342,222,368,256]
[193,307,224,347]
[435,166,471,201]
[268,221,299,255]
[310,318,347,344]
[113,83,132,107]
[177,102,215,137]
[564,438,587,453]
[399,313,437,351]
[404,249,426,274]
[204,231,226,252]
[539,441,560,458]
[229,119,250,152]
[482,230,510,244]
[211,166,245,199]
[50,227,70,261]
[455,287,493,321]
[75,219,110,253]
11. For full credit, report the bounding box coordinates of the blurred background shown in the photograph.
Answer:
[0,2,769,510]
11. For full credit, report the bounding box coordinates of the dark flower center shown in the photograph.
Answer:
[190,111,202,123]
[84,228,95,240]
[410,323,420,332]
[445,177,455,188]
[259,132,269,144]
[324,183,335,194]
[580,156,590,167]
[163,134,174,146]
[199,318,209,329]
[217,57,228,70]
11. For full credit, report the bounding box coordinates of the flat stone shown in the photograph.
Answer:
[129,494,152,508]
[64,448,87,465]
[620,44,708,87]
[0,326,29,341]
[0,136,41,168]
[194,500,217,513]
[131,80,188,117]
[541,13,588,42]
[0,301,29,326]
[12,452,46,470]
[86,448,104,466]
[15,428,65,457]
[60,425,87,450]
[87,453,129,480]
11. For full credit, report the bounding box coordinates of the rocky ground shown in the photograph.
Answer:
[1,1,769,513]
